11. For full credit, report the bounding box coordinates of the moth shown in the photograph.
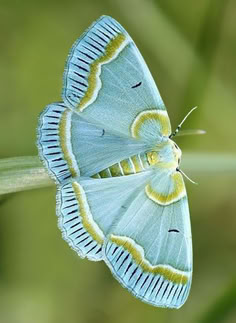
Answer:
[37,15,193,308]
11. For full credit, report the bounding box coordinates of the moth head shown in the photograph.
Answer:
[172,141,182,166]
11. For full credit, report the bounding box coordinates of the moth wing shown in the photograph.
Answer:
[37,102,150,184]
[62,15,171,142]
[104,170,192,308]
[56,171,152,261]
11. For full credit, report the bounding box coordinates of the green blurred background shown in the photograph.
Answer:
[1,0,236,322]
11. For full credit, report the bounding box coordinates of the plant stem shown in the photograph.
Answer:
[0,153,235,195]
[0,156,53,195]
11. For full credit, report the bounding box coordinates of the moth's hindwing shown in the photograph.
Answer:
[103,171,192,308]
[62,15,171,141]
[56,172,152,261]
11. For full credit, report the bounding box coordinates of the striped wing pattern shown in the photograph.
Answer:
[63,16,129,110]
[105,237,191,308]
[57,181,104,261]
[37,102,79,183]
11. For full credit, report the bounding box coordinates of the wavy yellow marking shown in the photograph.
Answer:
[59,110,77,177]
[78,33,126,111]
[110,235,189,285]
[131,110,171,139]
[120,159,133,175]
[131,155,142,173]
[72,182,104,244]
[145,172,186,205]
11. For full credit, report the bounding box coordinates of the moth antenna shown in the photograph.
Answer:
[170,106,197,138]
[177,168,198,185]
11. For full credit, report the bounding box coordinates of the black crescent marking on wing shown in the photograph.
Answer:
[52,157,63,162]
[95,247,102,254]
[46,115,60,119]
[91,31,107,44]
[118,254,129,270]
[75,231,87,240]
[88,36,105,48]
[132,81,142,89]
[150,277,161,295]
[124,261,133,275]
[84,240,93,248]
[72,63,89,72]
[129,266,138,281]
[69,227,83,236]
[79,236,90,244]
[176,285,184,301]
[78,51,94,61]
[52,109,63,113]
[84,40,104,53]
[96,28,111,40]
[133,273,143,289]
[144,276,155,296]
[82,45,99,57]
[70,222,81,229]
[161,282,170,299]
[155,280,164,298]
[112,246,118,255]
[115,250,124,263]
[67,208,78,215]
[140,275,149,290]
[77,57,90,65]
[64,216,77,224]
[100,24,115,37]
[104,22,119,34]
[63,203,77,210]
[166,284,175,300]
[87,244,97,254]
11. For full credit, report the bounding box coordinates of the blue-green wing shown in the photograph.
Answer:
[56,168,192,307]
[62,15,171,141]
[37,102,151,184]
[104,170,192,308]
[56,171,152,261]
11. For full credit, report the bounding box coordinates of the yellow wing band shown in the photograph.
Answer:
[72,182,104,245]
[78,33,127,111]
[110,234,189,285]
[131,109,171,139]
[59,110,79,178]
[145,172,186,205]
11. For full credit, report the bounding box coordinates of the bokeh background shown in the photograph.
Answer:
[1,0,236,322]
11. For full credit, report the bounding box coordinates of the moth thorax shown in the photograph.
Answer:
[154,140,182,169]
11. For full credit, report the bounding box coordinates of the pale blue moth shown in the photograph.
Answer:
[37,15,192,308]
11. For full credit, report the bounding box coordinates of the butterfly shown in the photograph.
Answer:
[37,15,192,308]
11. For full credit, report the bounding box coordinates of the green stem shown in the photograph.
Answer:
[0,154,235,195]
[0,156,53,195]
